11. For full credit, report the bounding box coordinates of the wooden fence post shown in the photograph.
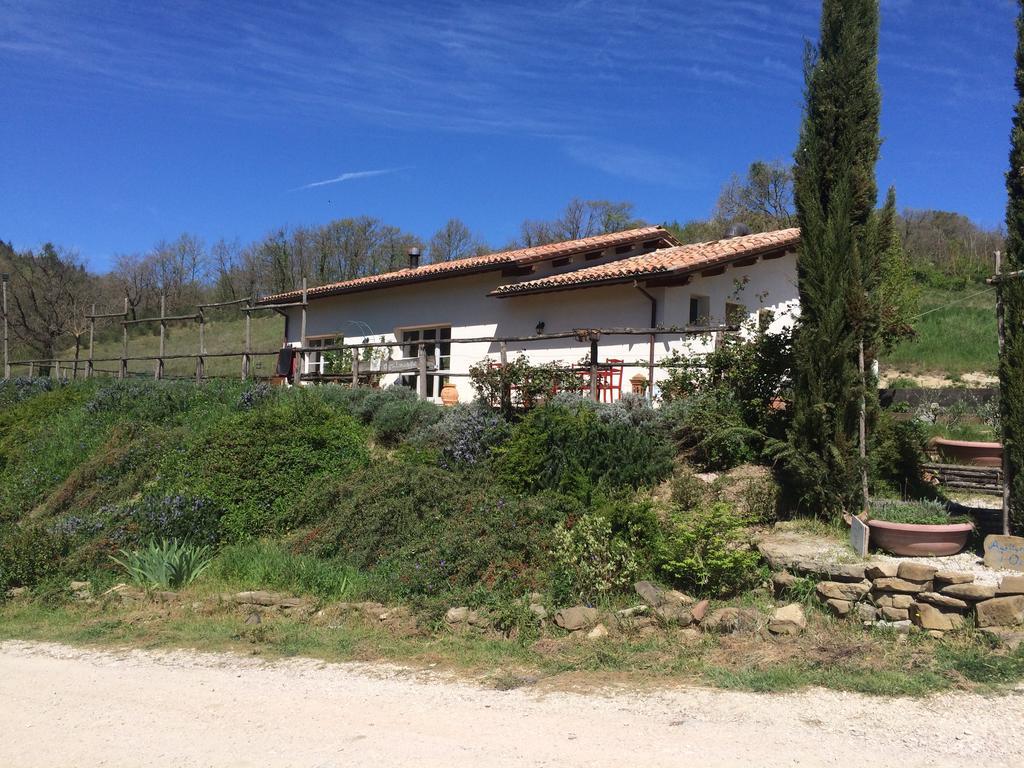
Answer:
[351,346,360,388]
[120,298,129,379]
[28,361,34,378]
[292,278,308,388]
[499,341,510,412]
[589,337,599,402]
[196,307,205,383]
[242,298,252,380]
[417,341,428,400]
[87,303,95,379]
[156,295,166,380]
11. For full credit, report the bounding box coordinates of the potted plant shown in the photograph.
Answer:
[865,499,974,557]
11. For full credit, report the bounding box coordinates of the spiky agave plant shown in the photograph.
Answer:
[111,539,215,590]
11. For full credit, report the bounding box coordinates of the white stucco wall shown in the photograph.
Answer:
[280,251,798,403]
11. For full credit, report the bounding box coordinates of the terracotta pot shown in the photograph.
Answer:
[440,382,459,407]
[930,438,1002,468]
[866,518,974,557]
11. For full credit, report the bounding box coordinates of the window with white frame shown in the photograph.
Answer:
[399,326,451,397]
[305,335,343,376]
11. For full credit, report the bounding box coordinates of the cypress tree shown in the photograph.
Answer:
[776,0,882,516]
[1001,1,1024,533]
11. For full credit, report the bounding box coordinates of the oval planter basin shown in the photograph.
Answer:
[930,438,1002,468]
[866,519,974,557]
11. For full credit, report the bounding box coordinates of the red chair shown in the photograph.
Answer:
[599,359,624,402]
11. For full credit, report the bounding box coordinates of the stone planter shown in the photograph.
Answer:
[867,519,974,557]
[930,438,1002,468]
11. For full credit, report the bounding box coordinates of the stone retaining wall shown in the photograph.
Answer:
[775,563,1024,639]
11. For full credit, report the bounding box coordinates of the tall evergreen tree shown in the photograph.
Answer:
[1001,1,1024,533]
[775,0,882,516]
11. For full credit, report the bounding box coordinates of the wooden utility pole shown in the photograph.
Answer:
[859,338,869,513]
[1,272,9,380]
[995,251,1012,536]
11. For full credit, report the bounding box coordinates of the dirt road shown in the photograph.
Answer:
[2,641,1022,768]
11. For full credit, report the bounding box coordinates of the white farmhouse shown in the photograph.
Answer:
[258,226,800,403]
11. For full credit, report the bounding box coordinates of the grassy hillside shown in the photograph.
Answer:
[881,286,998,377]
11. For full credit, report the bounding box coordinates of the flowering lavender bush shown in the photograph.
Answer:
[0,376,54,407]
[101,494,220,546]
[236,382,273,410]
[418,403,510,469]
[51,515,105,539]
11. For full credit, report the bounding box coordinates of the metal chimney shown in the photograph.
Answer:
[408,247,421,269]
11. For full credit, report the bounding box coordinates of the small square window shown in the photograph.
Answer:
[689,296,710,325]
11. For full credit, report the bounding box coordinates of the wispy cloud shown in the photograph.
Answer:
[290,167,409,192]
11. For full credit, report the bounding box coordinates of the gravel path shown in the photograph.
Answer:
[2,640,1023,768]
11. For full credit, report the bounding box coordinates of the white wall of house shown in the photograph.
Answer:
[281,250,798,403]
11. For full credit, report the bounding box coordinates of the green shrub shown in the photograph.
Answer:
[210,541,356,600]
[661,391,760,471]
[159,397,369,540]
[370,397,441,446]
[415,402,510,469]
[660,502,760,597]
[307,460,578,604]
[711,467,781,524]
[0,523,69,592]
[496,398,673,501]
[111,538,214,589]
[670,467,710,509]
[468,355,585,414]
[870,412,935,499]
[304,460,456,568]
[382,488,577,606]
[551,511,642,604]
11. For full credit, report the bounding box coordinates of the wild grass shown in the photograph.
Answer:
[206,541,366,601]
[883,287,997,375]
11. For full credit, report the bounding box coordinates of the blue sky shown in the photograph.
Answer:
[0,0,1018,271]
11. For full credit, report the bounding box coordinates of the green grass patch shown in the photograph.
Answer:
[207,541,367,601]
[883,287,997,375]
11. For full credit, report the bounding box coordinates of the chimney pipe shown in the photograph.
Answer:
[408,247,421,269]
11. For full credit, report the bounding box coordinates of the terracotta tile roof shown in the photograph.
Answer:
[257,226,678,304]
[490,228,801,297]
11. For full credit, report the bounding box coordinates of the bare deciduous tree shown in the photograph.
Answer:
[427,218,487,262]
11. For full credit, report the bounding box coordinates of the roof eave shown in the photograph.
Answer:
[491,240,798,299]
